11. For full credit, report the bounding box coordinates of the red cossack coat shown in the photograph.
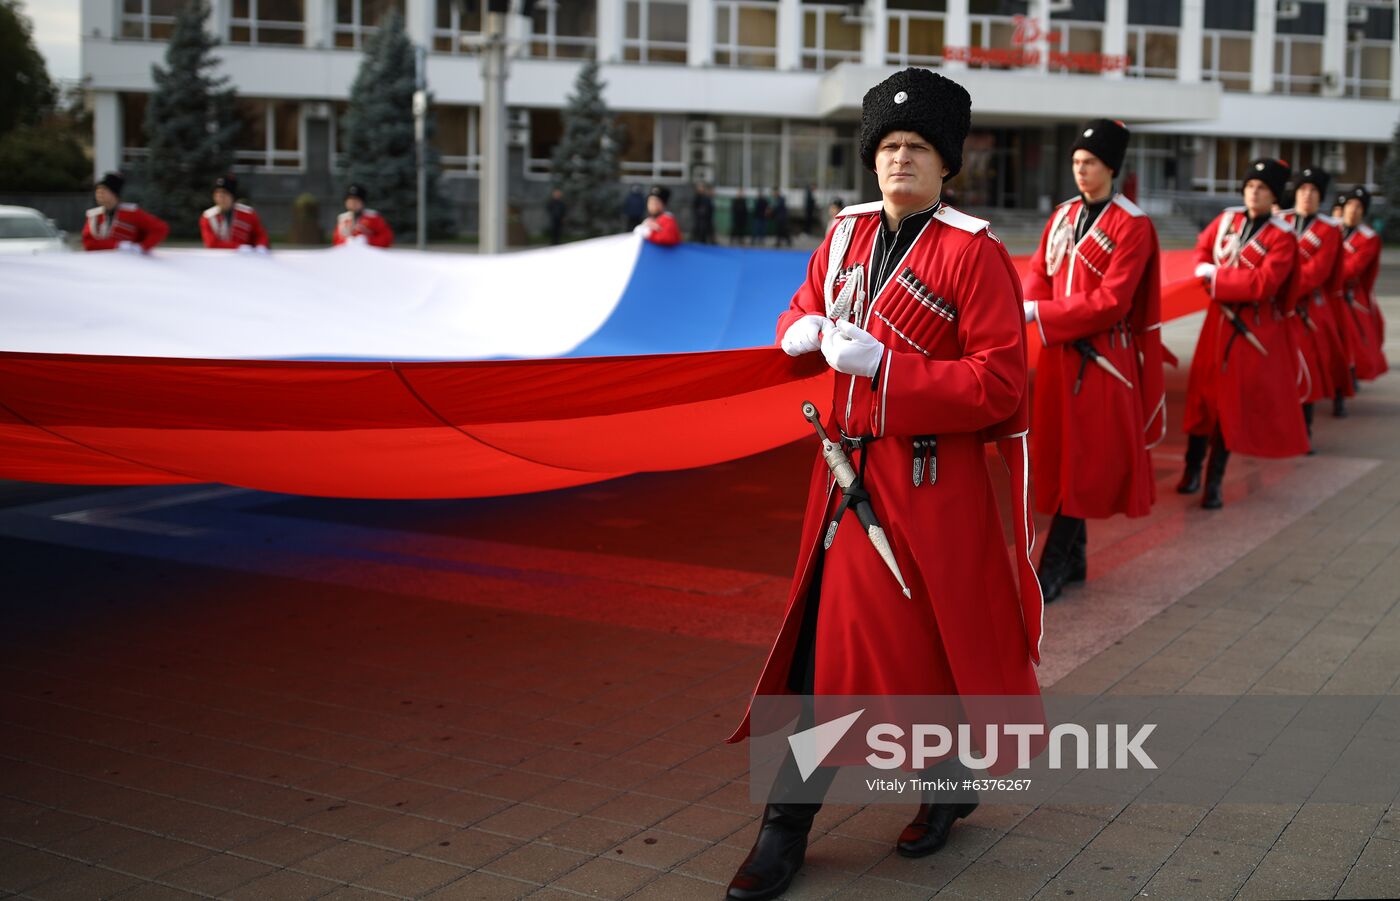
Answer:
[333,209,394,247]
[1023,194,1164,520]
[200,203,270,249]
[1340,223,1389,379]
[1280,212,1347,402]
[1183,209,1309,458]
[638,212,682,246]
[81,203,169,252]
[727,201,1042,747]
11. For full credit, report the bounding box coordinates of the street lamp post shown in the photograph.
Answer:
[414,45,428,251]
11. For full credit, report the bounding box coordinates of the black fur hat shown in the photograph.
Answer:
[1293,166,1329,196]
[95,171,125,196]
[1343,185,1371,214]
[859,67,971,178]
[345,183,368,201]
[1242,158,1289,204]
[213,174,238,195]
[648,185,671,204]
[1071,119,1129,174]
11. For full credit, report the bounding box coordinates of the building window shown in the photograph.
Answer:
[716,118,781,190]
[119,0,180,41]
[787,122,859,197]
[529,0,597,59]
[715,0,778,69]
[235,98,303,170]
[229,0,305,45]
[616,112,686,180]
[433,105,480,174]
[119,92,150,163]
[1346,39,1392,99]
[624,0,688,63]
[434,1,482,53]
[1126,26,1177,79]
[886,1,946,68]
[335,0,405,50]
[1201,30,1251,92]
[1273,35,1323,95]
[526,109,563,176]
[1193,137,1252,193]
[966,12,1018,70]
[801,2,862,71]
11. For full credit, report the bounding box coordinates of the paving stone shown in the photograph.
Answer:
[422,872,536,900]
[1336,836,1400,899]
[156,851,275,896]
[221,866,343,900]
[1139,834,1264,900]
[478,842,587,884]
[547,856,656,896]
[354,853,464,896]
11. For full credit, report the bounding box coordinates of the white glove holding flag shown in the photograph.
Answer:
[118,240,141,254]
[1194,262,1216,279]
[781,314,831,356]
[821,318,884,378]
[1023,300,1038,323]
[236,244,254,254]
[255,245,270,255]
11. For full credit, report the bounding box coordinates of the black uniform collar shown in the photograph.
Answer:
[1075,193,1111,242]
[1241,210,1270,243]
[872,199,941,298]
[1294,212,1315,235]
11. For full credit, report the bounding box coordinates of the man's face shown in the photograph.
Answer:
[213,188,234,212]
[647,195,664,216]
[94,185,117,208]
[875,131,946,207]
[1295,183,1321,216]
[1072,150,1113,200]
[1343,198,1363,227]
[345,196,365,214]
[1243,180,1274,217]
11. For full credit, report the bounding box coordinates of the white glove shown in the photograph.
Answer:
[633,221,654,236]
[1023,300,1038,324]
[1194,263,1216,279]
[821,318,884,378]
[236,243,254,254]
[255,244,270,255]
[117,240,140,254]
[353,234,369,246]
[780,314,830,357]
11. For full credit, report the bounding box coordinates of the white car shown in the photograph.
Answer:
[0,205,69,254]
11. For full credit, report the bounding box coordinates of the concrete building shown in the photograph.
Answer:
[82,0,1399,237]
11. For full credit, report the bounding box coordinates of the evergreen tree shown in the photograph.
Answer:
[551,60,622,238]
[141,0,240,237]
[342,9,453,239]
[0,0,55,138]
[1381,118,1400,243]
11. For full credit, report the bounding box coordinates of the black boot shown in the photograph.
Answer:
[726,802,822,900]
[896,801,979,858]
[1302,403,1315,454]
[1333,389,1348,418]
[1177,434,1208,494]
[1201,433,1229,510]
[896,761,978,858]
[1068,518,1087,584]
[1036,513,1083,603]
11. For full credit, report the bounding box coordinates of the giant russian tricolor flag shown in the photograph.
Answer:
[0,235,1206,497]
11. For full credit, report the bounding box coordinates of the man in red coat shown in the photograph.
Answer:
[632,185,682,246]
[1022,119,1164,603]
[333,184,394,247]
[724,68,1040,901]
[199,175,270,251]
[1339,186,1388,380]
[1279,167,1349,427]
[81,171,169,253]
[1179,159,1308,509]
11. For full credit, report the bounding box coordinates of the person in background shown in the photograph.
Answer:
[333,184,394,248]
[1330,194,1346,220]
[1179,159,1307,509]
[692,182,715,244]
[1339,185,1388,381]
[771,188,791,247]
[199,175,269,251]
[826,197,844,233]
[730,189,749,245]
[634,185,681,246]
[546,188,566,245]
[751,191,770,246]
[623,184,646,231]
[81,171,168,253]
[803,183,817,235]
